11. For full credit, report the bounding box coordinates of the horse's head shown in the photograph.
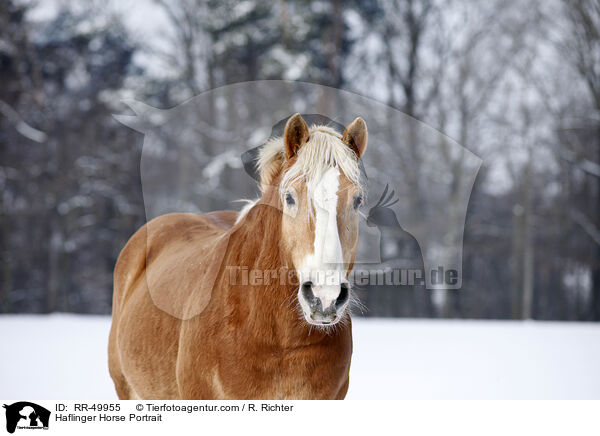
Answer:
[257,113,368,326]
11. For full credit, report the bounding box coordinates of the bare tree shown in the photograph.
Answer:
[560,0,600,319]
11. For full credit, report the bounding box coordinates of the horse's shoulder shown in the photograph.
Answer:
[116,212,235,320]
[115,213,227,275]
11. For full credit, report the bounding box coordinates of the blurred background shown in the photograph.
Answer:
[1,0,599,322]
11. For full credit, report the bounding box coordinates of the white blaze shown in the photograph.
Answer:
[298,167,346,309]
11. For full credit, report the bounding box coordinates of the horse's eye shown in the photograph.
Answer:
[353,194,363,210]
[285,192,295,206]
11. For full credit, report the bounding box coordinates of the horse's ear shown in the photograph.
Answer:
[342,117,368,158]
[283,113,309,160]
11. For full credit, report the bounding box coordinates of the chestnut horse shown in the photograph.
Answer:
[108,114,368,399]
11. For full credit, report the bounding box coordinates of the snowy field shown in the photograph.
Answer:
[1,314,599,399]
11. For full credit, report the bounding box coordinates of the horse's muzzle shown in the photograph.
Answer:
[300,281,349,325]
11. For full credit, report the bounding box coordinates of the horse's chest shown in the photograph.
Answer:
[217,342,351,400]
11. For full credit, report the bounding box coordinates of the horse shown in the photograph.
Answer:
[108,113,368,399]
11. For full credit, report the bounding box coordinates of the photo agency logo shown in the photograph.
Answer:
[3,402,50,433]
[115,81,481,319]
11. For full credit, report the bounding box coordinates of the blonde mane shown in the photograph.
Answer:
[234,125,363,225]
[258,125,362,194]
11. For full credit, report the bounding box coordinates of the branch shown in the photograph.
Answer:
[560,148,600,178]
[0,99,47,143]
[570,209,600,246]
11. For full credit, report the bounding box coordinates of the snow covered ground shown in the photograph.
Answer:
[1,314,599,399]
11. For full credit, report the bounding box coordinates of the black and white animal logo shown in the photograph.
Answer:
[3,402,50,434]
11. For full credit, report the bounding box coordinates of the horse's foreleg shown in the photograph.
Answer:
[335,376,349,400]
[108,321,135,400]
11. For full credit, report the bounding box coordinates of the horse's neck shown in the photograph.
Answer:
[221,193,323,346]
[227,189,286,272]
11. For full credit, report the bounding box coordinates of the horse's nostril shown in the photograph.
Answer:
[336,283,349,308]
[302,281,320,310]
